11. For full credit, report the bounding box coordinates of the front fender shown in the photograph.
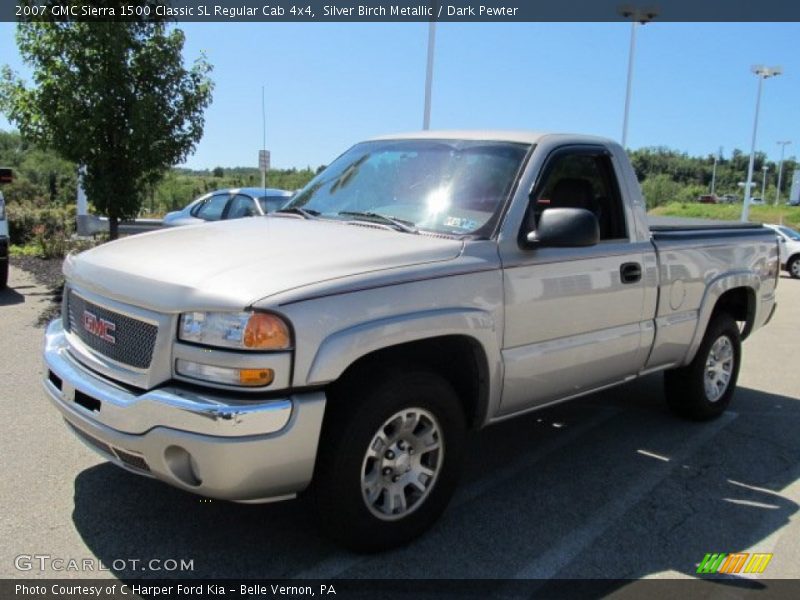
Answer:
[307,307,500,385]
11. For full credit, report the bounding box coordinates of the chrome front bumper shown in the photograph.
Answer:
[43,319,326,502]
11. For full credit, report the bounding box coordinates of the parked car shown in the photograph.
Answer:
[44,131,778,551]
[750,197,765,206]
[719,194,738,204]
[162,187,293,227]
[698,194,718,204]
[765,223,800,278]
[0,167,13,290]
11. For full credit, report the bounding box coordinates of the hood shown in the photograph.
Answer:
[64,217,463,312]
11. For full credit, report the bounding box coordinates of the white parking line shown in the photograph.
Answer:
[512,411,739,580]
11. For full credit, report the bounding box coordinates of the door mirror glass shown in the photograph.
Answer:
[525,208,600,248]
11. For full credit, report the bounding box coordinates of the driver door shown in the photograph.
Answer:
[499,146,653,415]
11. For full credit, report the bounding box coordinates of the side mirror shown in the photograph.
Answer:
[525,208,599,248]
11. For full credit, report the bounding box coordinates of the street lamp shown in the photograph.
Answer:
[619,7,658,148]
[741,65,783,222]
[775,140,791,205]
[761,165,769,200]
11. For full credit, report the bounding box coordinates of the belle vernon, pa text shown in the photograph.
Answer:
[16,583,337,597]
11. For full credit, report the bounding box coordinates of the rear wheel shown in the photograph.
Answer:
[664,312,741,421]
[0,260,7,290]
[311,369,466,552]
[788,255,800,279]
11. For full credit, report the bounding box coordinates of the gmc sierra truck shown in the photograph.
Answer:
[43,132,778,551]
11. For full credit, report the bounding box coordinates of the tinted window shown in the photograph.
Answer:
[530,151,627,240]
[258,196,290,214]
[194,193,230,221]
[226,195,258,219]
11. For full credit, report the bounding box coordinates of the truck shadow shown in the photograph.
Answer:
[0,285,25,306]
[71,374,800,585]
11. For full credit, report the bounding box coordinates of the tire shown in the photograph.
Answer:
[311,368,466,552]
[788,255,800,279]
[664,312,741,421]
[0,260,7,290]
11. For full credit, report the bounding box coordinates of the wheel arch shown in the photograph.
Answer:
[307,309,501,429]
[682,274,758,365]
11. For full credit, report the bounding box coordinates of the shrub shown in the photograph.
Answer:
[6,202,76,245]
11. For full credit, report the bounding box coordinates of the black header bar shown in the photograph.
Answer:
[3,0,800,23]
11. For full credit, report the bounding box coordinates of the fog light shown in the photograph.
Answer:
[176,359,274,387]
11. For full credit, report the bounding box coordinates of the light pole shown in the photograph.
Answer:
[619,7,658,148]
[422,22,436,130]
[761,165,769,200]
[711,150,722,196]
[741,65,782,222]
[775,140,791,205]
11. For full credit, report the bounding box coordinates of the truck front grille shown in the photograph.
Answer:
[65,290,158,370]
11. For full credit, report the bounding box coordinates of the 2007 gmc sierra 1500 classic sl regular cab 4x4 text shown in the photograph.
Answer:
[42,131,779,551]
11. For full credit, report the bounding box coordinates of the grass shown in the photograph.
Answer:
[9,243,43,257]
[649,202,800,229]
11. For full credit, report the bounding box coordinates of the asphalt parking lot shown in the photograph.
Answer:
[1,264,799,583]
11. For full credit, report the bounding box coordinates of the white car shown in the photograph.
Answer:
[765,224,800,278]
[163,187,293,227]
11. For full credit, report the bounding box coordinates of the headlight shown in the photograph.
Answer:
[179,311,292,351]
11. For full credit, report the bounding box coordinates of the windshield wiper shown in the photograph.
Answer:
[338,211,418,233]
[274,207,319,219]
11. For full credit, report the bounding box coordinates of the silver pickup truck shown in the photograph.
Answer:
[43,131,778,551]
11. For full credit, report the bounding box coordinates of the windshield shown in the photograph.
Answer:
[777,226,800,241]
[283,139,530,235]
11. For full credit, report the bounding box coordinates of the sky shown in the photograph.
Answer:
[1,21,798,170]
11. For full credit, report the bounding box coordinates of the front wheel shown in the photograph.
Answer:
[664,313,741,421]
[788,255,800,279]
[311,369,466,552]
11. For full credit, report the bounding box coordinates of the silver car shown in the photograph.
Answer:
[162,187,293,227]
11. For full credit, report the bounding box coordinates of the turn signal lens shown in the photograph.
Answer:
[243,313,291,350]
[239,368,275,386]
[176,360,275,388]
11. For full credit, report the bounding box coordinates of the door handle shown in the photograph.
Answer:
[620,262,642,284]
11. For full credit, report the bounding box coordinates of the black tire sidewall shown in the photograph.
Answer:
[789,256,800,279]
[312,370,466,552]
[675,313,741,419]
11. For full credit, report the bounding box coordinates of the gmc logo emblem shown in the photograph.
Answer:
[82,310,116,344]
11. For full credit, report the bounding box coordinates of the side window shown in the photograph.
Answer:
[194,193,230,221]
[226,195,258,219]
[529,151,627,241]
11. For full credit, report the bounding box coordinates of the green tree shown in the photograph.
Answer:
[0,10,213,238]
